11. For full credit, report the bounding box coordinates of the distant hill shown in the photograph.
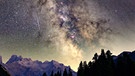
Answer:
[114,51,135,62]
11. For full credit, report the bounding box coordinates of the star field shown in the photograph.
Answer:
[0,0,135,71]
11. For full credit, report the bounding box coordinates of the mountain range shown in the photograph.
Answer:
[1,51,135,76]
[0,55,76,76]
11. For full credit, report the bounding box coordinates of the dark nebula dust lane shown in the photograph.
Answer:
[0,0,135,71]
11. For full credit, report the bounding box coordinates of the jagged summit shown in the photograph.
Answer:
[2,55,76,76]
[50,60,61,65]
[6,55,23,64]
[6,55,33,64]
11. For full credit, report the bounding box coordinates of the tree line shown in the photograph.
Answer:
[43,67,72,76]
[1,49,135,76]
[77,49,135,76]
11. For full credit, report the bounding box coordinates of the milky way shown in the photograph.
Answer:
[0,0,135,71]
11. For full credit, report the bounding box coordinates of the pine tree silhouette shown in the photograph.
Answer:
[77,61,83,76]
[43,72,47,76]
[68,67,72,76]
[63,69,68,76]
[50,71,54,76]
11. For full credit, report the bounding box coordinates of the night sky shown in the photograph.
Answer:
[0,0,135,71]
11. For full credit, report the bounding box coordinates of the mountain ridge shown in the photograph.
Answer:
[0,55,77,76]
[1,50,135,76]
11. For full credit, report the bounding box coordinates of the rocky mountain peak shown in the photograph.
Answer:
[6,55,22,64]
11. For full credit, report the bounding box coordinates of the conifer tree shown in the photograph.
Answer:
[93,53,98,62]
[77,61,83,76]
[63,68,68,76]
[68,67,72,76]
[50,71,54,76]
[43,72,47,76]
[83,61,89,76]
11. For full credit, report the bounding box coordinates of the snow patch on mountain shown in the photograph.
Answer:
[4,55,76,76]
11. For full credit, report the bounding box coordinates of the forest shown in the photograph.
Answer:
[43,49,135,76]
[77,49,135,76]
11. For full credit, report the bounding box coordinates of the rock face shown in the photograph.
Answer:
[4,55,76,76]
[6,55,22,64]
[0,56,2,64]
[0,64,11,76]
